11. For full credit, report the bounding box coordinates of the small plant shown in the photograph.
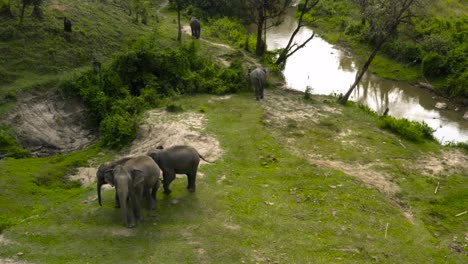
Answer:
[199,105,207,113]
[304,86,313,101]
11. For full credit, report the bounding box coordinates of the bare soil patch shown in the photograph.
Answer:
[413,149,468,177]
[3,91,96,157]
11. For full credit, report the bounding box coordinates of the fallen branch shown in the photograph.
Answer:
[434,181,440,194]
[455,211,467,217]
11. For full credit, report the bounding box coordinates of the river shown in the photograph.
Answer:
[265,5,468,144]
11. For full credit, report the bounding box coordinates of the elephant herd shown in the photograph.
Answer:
[96,145,213,228]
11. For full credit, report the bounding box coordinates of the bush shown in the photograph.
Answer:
[377,116,435,142]
[99,113,138,149]
[383,40,422,63]
[422,52,447,77]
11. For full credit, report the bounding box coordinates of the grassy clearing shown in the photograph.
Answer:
[1,93,466,263]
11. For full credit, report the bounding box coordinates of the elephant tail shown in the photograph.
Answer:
[199,154,215,164]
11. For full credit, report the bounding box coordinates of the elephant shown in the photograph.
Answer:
[96,156,160,212]
[105,165,144,228]
[190,17,201,39]
[249,67,267,100]
[147,145,213,195]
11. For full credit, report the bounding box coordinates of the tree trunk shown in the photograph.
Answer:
[339,39,385,104]
[275,0,318,65]
[31,4,43,19]
[255,6,264,56]
[177,5,181,41]
[20,2,27,24]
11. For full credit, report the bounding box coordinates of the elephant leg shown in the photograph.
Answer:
[163,171,176,195]
[114,192,120,208]
[255,86,261,100]
[260,83,264,99]
[187,170,197,192]
[143,185,152,211]
[150,180,159,210]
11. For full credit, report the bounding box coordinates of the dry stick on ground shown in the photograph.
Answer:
[455,211,467,217]
[385,223,389,239]
[434,181,440,194]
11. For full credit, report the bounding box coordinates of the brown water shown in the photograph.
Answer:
[266,6,467,144]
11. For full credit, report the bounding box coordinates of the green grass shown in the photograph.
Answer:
[1,93,465,263]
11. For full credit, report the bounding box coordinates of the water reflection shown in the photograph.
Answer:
[266,8,467,144]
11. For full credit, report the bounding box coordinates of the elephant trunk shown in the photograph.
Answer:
[97,179,103,206]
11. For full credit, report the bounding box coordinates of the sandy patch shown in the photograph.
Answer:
[69,167,97,188]
[309,157,400,195]
[127,110,222,162]
[414,149,468,177]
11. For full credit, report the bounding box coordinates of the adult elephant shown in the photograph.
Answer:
[249,67,267,100]
[147,145,213,195]
[96,156,160,212]
[190,17,201,39]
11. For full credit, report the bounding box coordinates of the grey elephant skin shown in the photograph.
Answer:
[147,145,213,195]
[190,17,201,39]
[96,156,161,215]
[249,67,267,100]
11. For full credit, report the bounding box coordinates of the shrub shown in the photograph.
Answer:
[99,113,138,149]
[422,52,447,77]
[377,116,435,142]
[383,40,422,63]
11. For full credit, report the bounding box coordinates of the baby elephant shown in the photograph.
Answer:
[147,145,213,195]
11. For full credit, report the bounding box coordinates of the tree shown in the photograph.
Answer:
[339,0,424,104]
[19,0,34,23]
[245,0,292,56]
[169,0,188,41]
[31,0,43,19]
[275,0,319,66]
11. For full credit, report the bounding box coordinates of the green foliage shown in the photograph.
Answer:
[358,103,378,116]
[303,86,313,101]
[99,113,138,149]
[422,52,447,77]
[377,116,435,142]
[206,17,247,48]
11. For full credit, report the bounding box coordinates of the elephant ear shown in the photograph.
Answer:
[131,169,145,188]
[104,169,115,186]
